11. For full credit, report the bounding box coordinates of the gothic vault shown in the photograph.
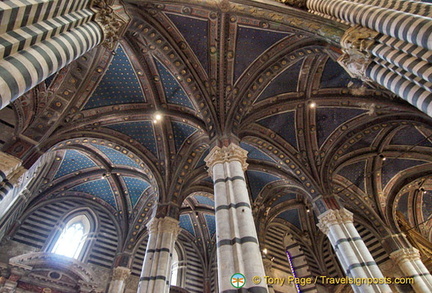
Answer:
[0,0,431,293]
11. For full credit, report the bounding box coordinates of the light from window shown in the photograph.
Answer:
[171,248,179,286]
[52,215,89,259]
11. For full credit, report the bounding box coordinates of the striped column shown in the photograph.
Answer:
[205,143,268,293]
[108,266,131,293]
[317,208,392,293]
[337,24,432,117]
[138,217,180,293]
[306,0,432,50]
[390,247,432,293]
[0,0,130,110]
[350,0,431,17]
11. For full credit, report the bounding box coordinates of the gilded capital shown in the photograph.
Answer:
[91,0,131,50]
[204,143,248,176]
[337,25,379,81]
[112,266,131,281]
[317,208,353,235]
[389,247,421,264]
[0,152,23,179]
[147,217,181,237]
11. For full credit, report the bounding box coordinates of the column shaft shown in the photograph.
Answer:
[205,143,267,293]
[351,0,431,17]
[318,208,391,293]
[307,0,432,50]
[138,217,180,293]
[390,247,432,292]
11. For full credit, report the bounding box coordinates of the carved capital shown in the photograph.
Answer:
[112,266,131,281]
[204,143,248,176]
[0,152,22,179]
[337,25,379,81]
[91,0,131,50]
[147,217,181,238]
[276,0,307,9]
[390,247,421,264]
[317,208,353,235]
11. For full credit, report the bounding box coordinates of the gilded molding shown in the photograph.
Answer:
[204,143,248,176]
[317,208,353,235]
[147,217,181,237]
[337,25,379,81]
[389,247,421,264]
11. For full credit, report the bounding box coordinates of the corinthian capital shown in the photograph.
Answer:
[317,208,353,235]
[112,266,131,281]
[337,25,379,81]
[204,143,248,176]
[91,0,131,50]
[147,217,181,237]
[389,247,421,264]
[0,152,23,179]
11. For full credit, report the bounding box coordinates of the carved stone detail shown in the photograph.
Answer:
[337,25,379,81]
[276,0,307,9]
[389,247,421,264]
[0,152,23,179]
[204,143,248,176]
[147,217,181,237]
[317,208,353,235]
[111,266,131,281]
[91,0,131,50]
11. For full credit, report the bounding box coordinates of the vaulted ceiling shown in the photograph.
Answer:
[2,0,432,254]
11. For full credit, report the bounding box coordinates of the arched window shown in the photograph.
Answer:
[52,214,90,259]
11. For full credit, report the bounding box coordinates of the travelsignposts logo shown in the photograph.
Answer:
[231,273,246,288]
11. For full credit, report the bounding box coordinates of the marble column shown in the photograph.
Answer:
[108,266,131,293]
[138,217,180,293]
[317,208,391,293]
[0,0,130,110]
[205,143,268,293]
[390,247,432,293]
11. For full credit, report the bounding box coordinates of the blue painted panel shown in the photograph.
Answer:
[106,121,158,157]
[391,126,432,147]
[155,59,195,109]
[271,193,297,207]
[320,58,355,89]
[123,176,150,207]
[382,159,427,187]
[235,26,289,81]
[54,150,97,179]
[71,179,116,208]
[192,194,214,207]
[257,111,297,149]
[339,161,365,191]
[204,214,216,236]
[167,14,209,73]
[91,144,141,169]
[257,60,302,102]
[240,142,275,163]
[179,214,195,236]
[171,121,198,151]
[84,45,145,109]
[276,209,301,230]
[316,108,366,147]
[246,171,280,200]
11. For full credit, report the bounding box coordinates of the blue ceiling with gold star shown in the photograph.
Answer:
[106,121,158,157]
[155,59,195,109]
[71,179,117,208]
[179,214,195,236]
[123,176,151,207]
[84,45,145,110]
[171,121,198,152]
[54,150,97,179]
[91,143,142,169]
